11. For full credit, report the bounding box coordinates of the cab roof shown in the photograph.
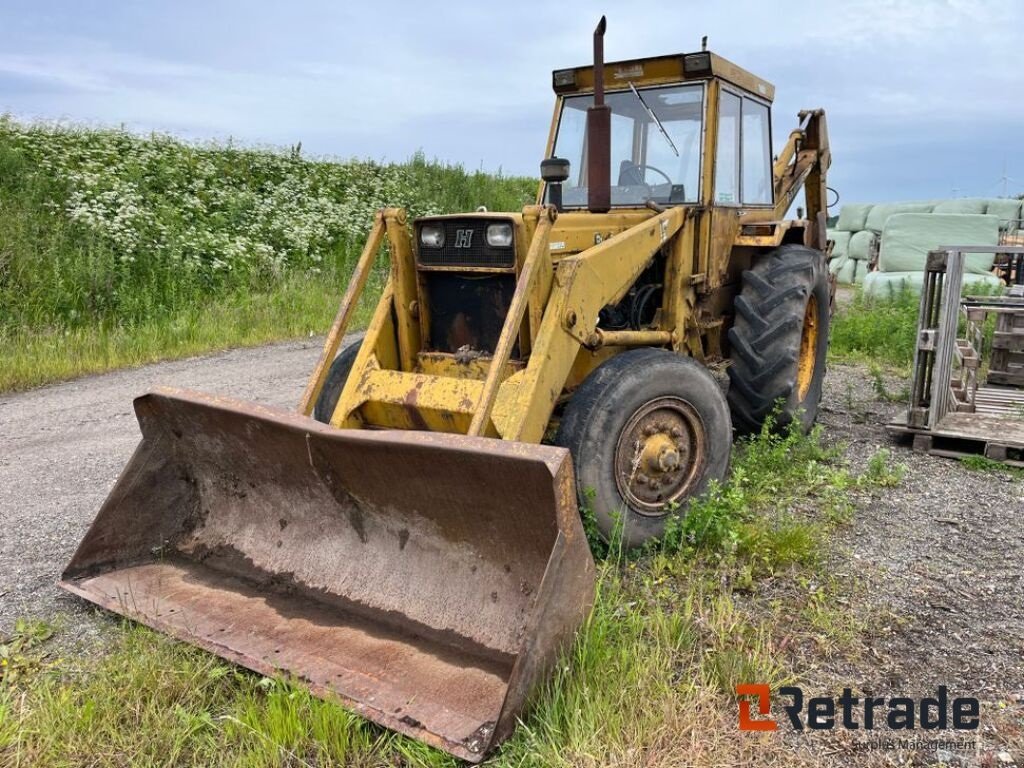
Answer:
[552,51,775,103]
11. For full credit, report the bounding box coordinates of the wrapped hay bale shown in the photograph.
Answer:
[864,201,934,233]
[835,257,857,285]
[828,229,852,259]
[835,203,873,232]
[862,271,905,298]
[932,198,987,214]
[848,230,876,261]
[853,259,869,284]
[983,198,1023,230]
[863,270,1003,299]
[878,213,999,274]
[829,253,848,276]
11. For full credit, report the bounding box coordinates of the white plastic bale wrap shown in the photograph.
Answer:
[932,198,988,215]
[877,213,1000,274]
[853,260,868,284]
[863,202,935,233]
[835,257,857,285]
[828,229,851,259]
[983,198,1023,230]
[835,204,873,232]
[863,270,1003,299]
[848,230,876,261]
[829,253,848,276]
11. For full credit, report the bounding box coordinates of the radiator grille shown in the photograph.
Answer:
[416,219,515,268]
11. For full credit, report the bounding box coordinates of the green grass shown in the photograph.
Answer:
[959,454,1024,479]
[829,289,920,369]
[0,269,385,392]
[0,118,535,391]
[1,423,903,768]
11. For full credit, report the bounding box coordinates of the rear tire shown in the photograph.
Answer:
[313,342,361,424]
[555,349,732,549]
[727,244,830,434]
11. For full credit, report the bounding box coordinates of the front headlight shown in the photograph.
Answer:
[486,223,513,247]
[420,224,445,248]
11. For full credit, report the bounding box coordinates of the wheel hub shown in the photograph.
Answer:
[615,397,707,516]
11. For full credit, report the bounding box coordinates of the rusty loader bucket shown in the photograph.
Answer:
[60,388,595,761]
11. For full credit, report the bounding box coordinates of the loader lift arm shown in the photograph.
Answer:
[771,108,831,249]
[495,205,688,442]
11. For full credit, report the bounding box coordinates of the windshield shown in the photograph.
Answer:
[548,83,704,208]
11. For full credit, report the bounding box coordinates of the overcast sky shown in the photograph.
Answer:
[2,0,1021,203]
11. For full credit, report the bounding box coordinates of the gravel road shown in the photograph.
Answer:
[0,338,333,644]
[816,365,1024,703]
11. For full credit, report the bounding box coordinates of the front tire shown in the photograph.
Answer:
[727,245,830,435]
[555,349,732,549]
[313,342,361,424]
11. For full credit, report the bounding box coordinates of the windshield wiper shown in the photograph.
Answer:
[629,82,678,157]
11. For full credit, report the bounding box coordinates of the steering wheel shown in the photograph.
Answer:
[635,164,673,185]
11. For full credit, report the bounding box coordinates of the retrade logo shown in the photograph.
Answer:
[736,685,980,732]
[737,684,776,731]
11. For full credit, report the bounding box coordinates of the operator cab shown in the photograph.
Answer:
[544,51,776,210]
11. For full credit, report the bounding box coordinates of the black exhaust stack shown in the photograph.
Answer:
[587,16,610,213]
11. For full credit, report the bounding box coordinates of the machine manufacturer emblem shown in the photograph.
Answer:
[454,229,474,248]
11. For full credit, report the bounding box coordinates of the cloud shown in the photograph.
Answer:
[0,0,1021,201]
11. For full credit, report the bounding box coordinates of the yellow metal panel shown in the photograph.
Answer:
[385,208,420,373]
[547,210,658,255]
[708,53,774,101]
[354,369,483,434]
[733,219,794,248]
[332,280,398,428]
[660,215,697,352]
[553,52,774,101]
[415,352,523,381]
[502,273,588,443]
[707,208,742,290]
[565,346,626,393]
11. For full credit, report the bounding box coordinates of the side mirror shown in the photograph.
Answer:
[541,157,570,211]
[540,157,570,184]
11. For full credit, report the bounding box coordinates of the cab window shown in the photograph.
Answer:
[741,99,772,205]
[714,91,740,204]
[549,83,704,208]
[715,88,773,206]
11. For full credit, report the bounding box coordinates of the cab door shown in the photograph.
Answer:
[703,82,774,289]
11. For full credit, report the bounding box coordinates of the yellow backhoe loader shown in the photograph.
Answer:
[62,18,831,762]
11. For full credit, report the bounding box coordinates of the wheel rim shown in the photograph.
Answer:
[613,396,707,516]
[796,294,819,401]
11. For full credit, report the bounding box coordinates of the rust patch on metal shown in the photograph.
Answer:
[401,379,432,432]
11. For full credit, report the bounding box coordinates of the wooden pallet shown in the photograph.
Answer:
[887,412,1024,468]
[990,308,1024,387]
[972,385,1024,417]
